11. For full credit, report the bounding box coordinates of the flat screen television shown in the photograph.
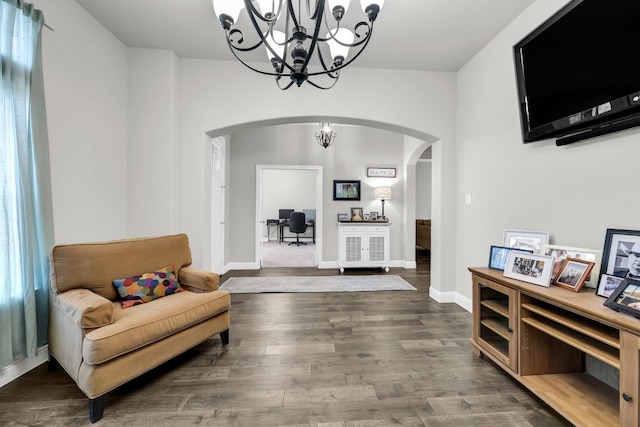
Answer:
[514,0,640,146]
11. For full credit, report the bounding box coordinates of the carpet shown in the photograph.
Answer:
[219,275,417,293]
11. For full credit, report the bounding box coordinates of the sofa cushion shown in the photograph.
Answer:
[82,289,230,365]
[113,265,183,308]
[49,234,193,301]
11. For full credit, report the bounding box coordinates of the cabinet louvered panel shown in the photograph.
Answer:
[345,236,363,262]
[368,236,385,262]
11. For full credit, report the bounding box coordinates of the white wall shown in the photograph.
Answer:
[263,169,316,223]
[456,0,640,302]
[416,161,432,219]
[34,0,128,243]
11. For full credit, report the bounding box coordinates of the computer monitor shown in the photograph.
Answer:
[303,209,316,221]
[279,209,294,220]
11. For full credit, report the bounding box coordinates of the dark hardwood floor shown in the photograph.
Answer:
[0,249,569,426]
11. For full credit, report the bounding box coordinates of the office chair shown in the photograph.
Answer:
[288,212,307,246]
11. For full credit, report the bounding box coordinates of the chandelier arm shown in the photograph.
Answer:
[305,26,374,77]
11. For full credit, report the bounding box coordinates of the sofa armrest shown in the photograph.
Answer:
[55,289,114,329]
[178,266,220,293]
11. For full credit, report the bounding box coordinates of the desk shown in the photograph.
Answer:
[279,220,315,244]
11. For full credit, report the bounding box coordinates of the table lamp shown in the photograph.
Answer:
[374,186,391,219]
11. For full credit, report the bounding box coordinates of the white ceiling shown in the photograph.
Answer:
[74,0,535,72]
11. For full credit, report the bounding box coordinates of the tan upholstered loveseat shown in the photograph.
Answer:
[48,234,230,423]
[416,219,431,250]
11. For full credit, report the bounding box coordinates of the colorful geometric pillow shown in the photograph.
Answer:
[113,265,183,309]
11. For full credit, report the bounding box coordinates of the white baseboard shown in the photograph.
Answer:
[0,346,48,389]
[429,288,472,313]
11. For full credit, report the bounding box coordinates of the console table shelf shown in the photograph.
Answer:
[469,266,640,427]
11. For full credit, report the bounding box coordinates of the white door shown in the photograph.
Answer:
[211,137,225,273]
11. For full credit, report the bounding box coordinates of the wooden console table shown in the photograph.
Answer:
[469,267,640,427]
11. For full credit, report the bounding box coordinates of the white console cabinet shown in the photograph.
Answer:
[337,222,390,273]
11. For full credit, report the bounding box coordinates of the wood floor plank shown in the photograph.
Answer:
[0,250,571,426]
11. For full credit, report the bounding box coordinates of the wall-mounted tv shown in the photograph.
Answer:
[514,0,640,146]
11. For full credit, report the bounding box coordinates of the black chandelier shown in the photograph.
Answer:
[212,0,385,90]
[315,123,336,148]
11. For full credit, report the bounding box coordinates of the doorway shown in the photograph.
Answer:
[256,165,323,268]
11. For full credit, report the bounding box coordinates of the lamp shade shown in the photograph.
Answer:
[326,28,355,61]
[212,0,244,23]
[375,187,391,200]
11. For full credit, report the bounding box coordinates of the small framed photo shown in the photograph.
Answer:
[366,167,396,178]
[350,207,364,221]
[604,278,640,319]
[599,229,640,285]
[598,274,624,298]
[503,229,550,253]
[364,213,370,220]
[552,258,595,292]
[337,213,349,221]
[369,211,378,221]
[503,251,554,287]
[540,244,601,288]
[333,180,361,201]
[488,245,533,271]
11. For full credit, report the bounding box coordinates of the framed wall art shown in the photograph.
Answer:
[540,244,601,288]
[366,167,396,178]
[333,180,361,201]
[552,258,594,292]
[503,229,550,253]
[503,251,554,287]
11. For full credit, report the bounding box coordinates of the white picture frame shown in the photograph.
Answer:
[503,251,554,287]
[503,229,550,253]
[540,244,602,289]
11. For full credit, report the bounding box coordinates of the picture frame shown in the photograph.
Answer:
[503,251,554,287]
[604,278,640,319]
[503,229,550,253]
[540,244,602,288]
[552,258,594,292]
[350,207,364,221]
[599,229,640,288]
[333,180,361,201]
[597,274,624,298]
[488,245,533,271]
[364,213,370,220]
[337,213,349,221]
[369,211,378,221]
[366,167,396,178]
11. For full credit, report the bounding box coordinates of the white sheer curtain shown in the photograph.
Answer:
[0,0,54,369]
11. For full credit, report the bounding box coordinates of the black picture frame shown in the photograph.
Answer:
[333,180,360,201]
[488,245,533,271]
[598,229,640,294]
[604,278,640,319]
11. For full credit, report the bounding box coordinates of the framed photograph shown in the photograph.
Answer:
[366,167,396,178]
[503,229,550,253]
[364,213,370,220]
[599,229,640,285]
[350,207,364,221]
[488,245,533,271]
[540,244,602,288]
[503,251,554,287]
[369,211,378,221]
[598,274,624,298]
[604,278,640,319]
[552,258,594,292]
[333,180,361,201]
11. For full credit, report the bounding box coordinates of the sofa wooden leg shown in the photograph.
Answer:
[89,395,107,423]
[220,329,230,345]
[47,354,58,371]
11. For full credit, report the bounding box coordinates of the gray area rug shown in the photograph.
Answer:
[220,275,417,293]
